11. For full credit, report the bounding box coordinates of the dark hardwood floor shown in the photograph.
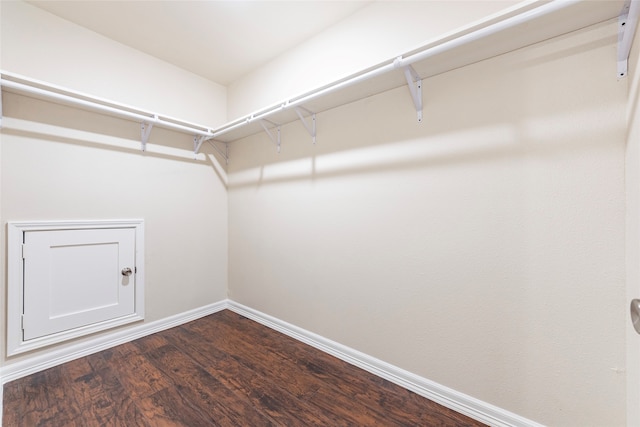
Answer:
[3,310,485,426]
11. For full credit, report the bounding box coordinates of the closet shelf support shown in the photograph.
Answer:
[397,60,423,122]
[618,0,639,78]
[140,119,155,152]
[294,107,316,144]
[194,135,207,156]
[260,119,281,153]
[0,71,217,159]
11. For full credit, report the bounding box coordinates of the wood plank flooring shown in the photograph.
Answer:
[3,310,485,426]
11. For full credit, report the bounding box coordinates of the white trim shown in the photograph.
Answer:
[227,301,543,427]
[7,219,146,356]
[1,299,542,426]
[0,300,227,385]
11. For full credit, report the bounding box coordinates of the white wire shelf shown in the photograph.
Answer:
[210,0,632,145]
[1,0,635,161]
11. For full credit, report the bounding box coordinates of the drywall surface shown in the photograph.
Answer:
[227,0,519,120]
[0,94,228,366]
[1,1,227,127]
[0,0,228,366]
[228,21,627,426]
[626,19,640,427]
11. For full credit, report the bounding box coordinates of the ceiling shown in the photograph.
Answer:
[27,0,372,86]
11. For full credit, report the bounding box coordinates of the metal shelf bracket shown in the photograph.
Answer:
[400,62,423,122]
[294,106,316,144]
[194,135,207,157]
[618,0,639,78]
[260,119,281,153]
[140,119,155,151]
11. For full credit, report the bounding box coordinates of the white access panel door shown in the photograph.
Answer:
[23,228,137,341]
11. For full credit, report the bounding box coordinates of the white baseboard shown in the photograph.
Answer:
[0,300,228,385]
[227,300,543,427]
[1,299,541,427]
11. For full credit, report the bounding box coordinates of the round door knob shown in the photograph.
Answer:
[632,299,640,335]
[121,267,133,277]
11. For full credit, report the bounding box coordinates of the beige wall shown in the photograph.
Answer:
[227,0,519,120]
[1,1,227,126]
[228,20,627,426]
[626,15,640,427]
[1,1,636,425]
[0,2,228,366]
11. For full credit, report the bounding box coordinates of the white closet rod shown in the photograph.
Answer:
[393,0,577,69]
[0,73,214,138]
[1,0,631,151]
[207,61,397,139]
[208,0,576,140]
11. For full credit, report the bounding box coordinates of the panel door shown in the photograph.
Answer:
[22,227,136,341]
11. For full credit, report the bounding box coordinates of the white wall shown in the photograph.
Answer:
[625,18,640,427]
[228,20,627,426]
[227,0,519,120]
[1,1,227,127]
[0,1,228,366]
[1,1,634,425]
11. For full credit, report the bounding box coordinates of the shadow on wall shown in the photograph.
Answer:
[0,21,620,192]
[1,92,228,186]
[225,21,627,426]
[226,23,622,188]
